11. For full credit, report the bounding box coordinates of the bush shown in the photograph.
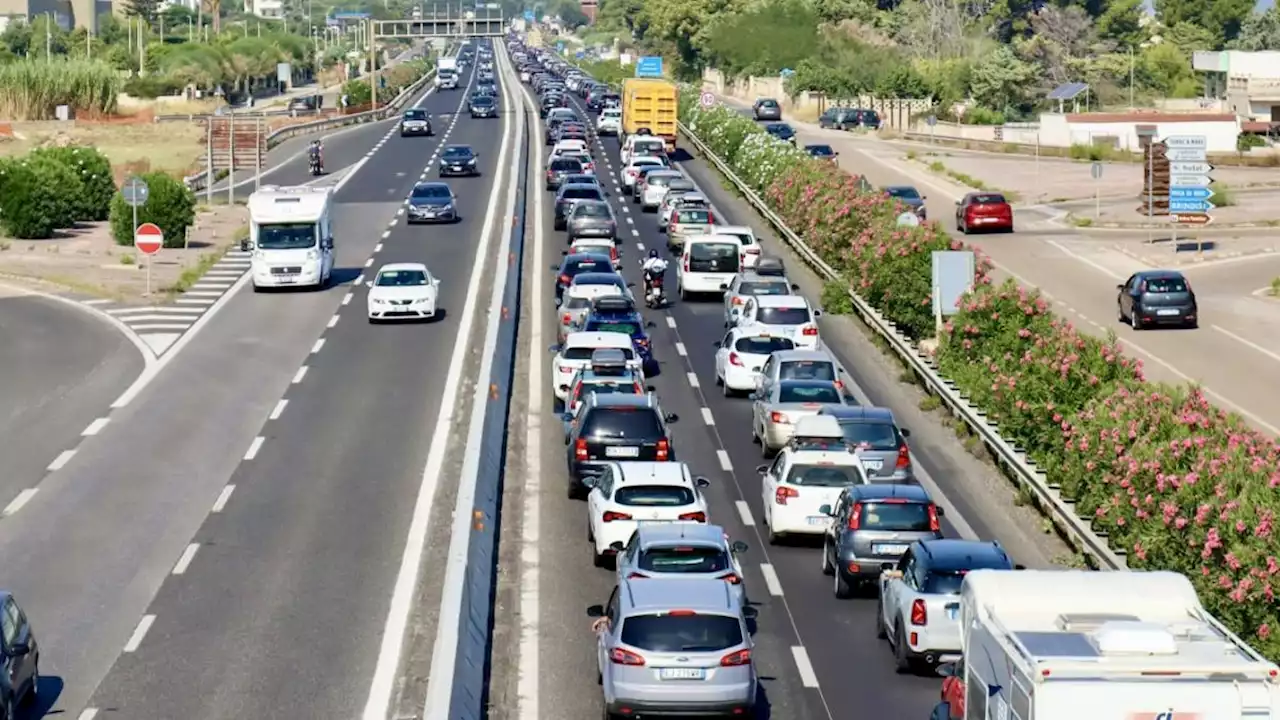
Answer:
[29,145,115,221]
[108,171,196,247]
[675,83,1280,659]
[0,158,73,239]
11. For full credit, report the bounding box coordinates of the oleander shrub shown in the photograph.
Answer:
[29,145,115,221]
[108,171,197,247]
[674,82,1280,658]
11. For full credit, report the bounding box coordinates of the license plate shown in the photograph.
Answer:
[1157,309,1179,316]
[947,606,958,620]
[423,212,435,218]
[659,668,705,680]
[807,516,827,526]
[862,459,883,470]
[605,446,639,458]
[874,543,909,555]
[452,166,464,171]
[277,276,297,283]
[639,519,673,525]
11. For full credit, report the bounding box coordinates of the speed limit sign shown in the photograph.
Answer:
[699,91,716,108]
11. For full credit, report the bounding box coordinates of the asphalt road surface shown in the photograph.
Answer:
[507,73,1062,720]
[0,289,142,513]
[1,51,516,720]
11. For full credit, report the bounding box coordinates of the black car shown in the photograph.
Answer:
[818,107,860,131]
[764,122,797,144]
[473,84,498,98]
[554,183,606,230]
[553,252,614,303]
[399,108,433,136]
[545,157,585,191]
[469,95,497,118]
[753,98,782,121]
[883,185,926,220]
[438,145,480,177]
[1117,270,1198,329]
[564,393,679,499]
[406,181,457,224]
[805,143,838,163]
[0,592,38,714]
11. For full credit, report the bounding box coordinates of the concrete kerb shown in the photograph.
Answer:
[1110,242,1280,267]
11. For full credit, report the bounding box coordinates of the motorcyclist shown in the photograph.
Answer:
[308,140,323,173]
[641,250,668,299]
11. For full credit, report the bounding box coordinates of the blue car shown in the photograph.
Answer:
[581,296,656,369]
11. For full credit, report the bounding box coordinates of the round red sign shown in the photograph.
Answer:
[134,222,164,255]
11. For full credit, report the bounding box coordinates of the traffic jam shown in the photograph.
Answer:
[512,31,1278,720]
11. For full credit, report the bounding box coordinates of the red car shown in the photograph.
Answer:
[955,192,1013,234]
[936,658,965,719]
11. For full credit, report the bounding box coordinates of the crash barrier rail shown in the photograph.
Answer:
[425,49,529,720]
[675,119,1127,571]
[183,65,442,192]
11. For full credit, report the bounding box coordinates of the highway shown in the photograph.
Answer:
[0,288,143,515]
[508,63,1069,720]
[2,50,515,719]
[747,110,1280,437]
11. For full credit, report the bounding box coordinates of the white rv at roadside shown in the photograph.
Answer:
[246,186,335,291]
[938,569,1280,720]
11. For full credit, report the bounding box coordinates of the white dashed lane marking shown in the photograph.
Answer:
[701,407,715,425]
[735,500,755,526]
[123,615,156,653]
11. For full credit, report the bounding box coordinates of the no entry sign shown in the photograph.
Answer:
[134,222,164,255]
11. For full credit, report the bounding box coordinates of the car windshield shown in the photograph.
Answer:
[839,421,900,450]
[780,360,836,382]
[376,269,428,286]
[403,110,427,120]
[786,464,862,487]
[621,614,742,653]
[758,307,810,325]
[411,185,450,199]
[860,502,931,531]
[1145,277,1188,293]
[736,336,794,354]
[443,148,473,159]
[574,203,612,218]
[256,222,315,250]
[604,109,621,118]
[807,145,834,156]
[614,485,696,506]
[472,97,495,106]
[551,159,584,172]
[564,345,635,361]
[587,320,640,336]
[638,546,731,573]
[582,407,658,436]
[739,281,788,297]
[886,187,921,200]
[971,194,1007,205]
[759,99,778,108]
[676,209,711,224]
[779,384,841,404]
[562,188,603,200]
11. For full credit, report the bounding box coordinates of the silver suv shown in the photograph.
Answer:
[588,577,758,716]
[819,483,944,598]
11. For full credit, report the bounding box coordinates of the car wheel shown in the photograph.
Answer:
[833,567,853,599]
[766,517,781,546]
[875,598,888,639]
[722,378,734,397]
[1187,319,1199,329]
[893,621,913,673]
[821,538,834,576]
[1117,302,1126,324]
[1131,309,1142,330]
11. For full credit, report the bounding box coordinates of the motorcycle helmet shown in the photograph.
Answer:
[648,249,659,260]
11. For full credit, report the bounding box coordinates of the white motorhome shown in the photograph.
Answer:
[247,186,335,290]
[435,56,459,89]
[940,569,1280,720]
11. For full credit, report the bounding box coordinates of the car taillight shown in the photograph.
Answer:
[561,313,572,323]
[732,297,744,305]
[656,438,669,461]
[603,511,633,522]
[848,502,863,530]
[897,443,911,469]
[558,274,570,285]
[928,504,941,532]
[610,648,645,665]
[770,411,790,424]
[720,572,742,585]
[559,365,575,374]
[708,211,715,223]
[911,599,927,626]
[546,170,553,178]
[720,649,751,666]
[627,572,648,579]
[729,352,744,366]
[610,246,618,260]
[572,385,581,405]
[745,246,761,254]
[802,326,818,336]
[774,486,799,505]
[678,511,707,522]
[682,258,690,272]
[834,380,844,389]
[575,439,588,461]
[627,169,637,178]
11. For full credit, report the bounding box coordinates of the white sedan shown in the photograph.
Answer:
[584,461,712,568]
[714,326,797,397]
[620,156,666,191]
[366,263,439,322]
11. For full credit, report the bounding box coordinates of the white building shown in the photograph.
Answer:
[1193,50,1280,123]
[251,0,281,18]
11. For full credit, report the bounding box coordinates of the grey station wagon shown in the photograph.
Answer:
[819,483,944,597]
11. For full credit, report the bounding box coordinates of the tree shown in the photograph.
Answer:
[1138,41,1199,97]
[1233,7,1280,51]
[1154,0,1253,47]
[1094,0,1145,49]
[1162,20,1216,54]
[123,0,162,24]
[701,0,820,76]
[968,44,1036,113]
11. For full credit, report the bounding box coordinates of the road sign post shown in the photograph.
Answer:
[1091,161,1103,219]
[1163,135,1212,253]
[927,114,936,144]
[121,176,151,279]
[134,222,164,297]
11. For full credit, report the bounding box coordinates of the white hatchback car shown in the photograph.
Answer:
[757,416,870,543]
[583,461,712,567]
[552,331,643,402]
[550,139,590,160]
[734,295,822,350]
[366,263,439,322]
[596,107,622,135]
[620,156,666,191]
[714,327,797,396]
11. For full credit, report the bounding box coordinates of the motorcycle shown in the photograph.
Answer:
[308,153,324,176]
[643,268,667,309]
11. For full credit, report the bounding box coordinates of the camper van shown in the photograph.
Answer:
[247,186,335,290]
[936,569,1280,720]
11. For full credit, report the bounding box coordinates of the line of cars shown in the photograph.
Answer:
[533,48,1053,714]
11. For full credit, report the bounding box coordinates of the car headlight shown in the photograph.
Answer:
[306,249,319,261]
[467,159,476,165]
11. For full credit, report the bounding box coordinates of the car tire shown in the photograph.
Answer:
[1187,319,1198,329]
[766,518,781,546]
[875,598,888,639]
[834,568,853,600]
[1117,303,1126,324]
[893,621,913,673]
[722,378,734,398]
[1131,310,1142,330]
[592,550,611,569]
[821,538,834,576]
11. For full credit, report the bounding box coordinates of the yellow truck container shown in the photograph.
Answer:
[621,78,678,153]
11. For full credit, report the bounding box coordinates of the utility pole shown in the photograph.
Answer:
[368,19,377,113]
[1128,47,1135,110]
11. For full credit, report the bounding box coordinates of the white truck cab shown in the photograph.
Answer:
[946,569,1280,720]
[247,186,335,290]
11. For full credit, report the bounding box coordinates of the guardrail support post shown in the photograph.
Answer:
[227,113,235,204]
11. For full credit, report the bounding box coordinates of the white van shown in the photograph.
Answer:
[621,134,668,165]
[677,235,742,300]
[247,186,335,290]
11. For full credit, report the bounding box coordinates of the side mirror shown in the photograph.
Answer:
[818,504,833,515]
[720,283,729,290]
[1116,283,1125,291]
[936,662,956,678]
[1014,563,1027,570]
[561,249,569,256]
[645,321,656,328]
[954,200,961,206]
[240,238,253,252]
[609,541,625,552]
[627,282,636,288]
[645,385,656,392]
[936,506,946,516]
[711,340,721,348]
[586,604,606,618]
[365,281,374,289]
[731,540,749,553]
[558,384,570,392]
[582,475,599,488]
[664,413,679,423]
[748,392,759,401]
[813,309,823,317]
[548,344,562,353]
[724,322,731,328]
[790,283,800,291]
[921,195,926,200]
[742,606,759,619]
[694,476,711,488]
[7,642,29,657]
[755,464,769,475]
[900,428,911,438]
[550,264,561,271]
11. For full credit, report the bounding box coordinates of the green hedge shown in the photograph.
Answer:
[108,171,197,248]
[676,85,1280,660]
[0,145,116,239]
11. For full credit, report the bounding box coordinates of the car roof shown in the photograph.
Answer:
[712,225,751,235]
[770,349,833,363]
[755,295,809,308]
[620,577,739,615]
[634,522,728,548]
[848,483,932,502]
[805,144,833,152]
[565,331,634,348]
[820,405,896,423]
[412,181,451,191]
[1135,269,1186,280]
[562,252,612,264]
[588,393,655,409]
[915,539,1010,571]
[613,461,690,486]
[733,272,787,285]
[378,262,428,272]
[629,156,664,165]
[572,272,623,284]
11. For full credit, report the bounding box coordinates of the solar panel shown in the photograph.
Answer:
[1047,82,1089,100]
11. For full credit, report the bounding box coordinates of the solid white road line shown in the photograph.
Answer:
[759,563,785,596]
[792,645,820,688]
[735,500,755,527]
[123,615,156,653]
[172,543,200,575]
[3,489,38,517]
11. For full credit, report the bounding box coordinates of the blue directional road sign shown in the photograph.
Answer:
[1169,199,1215,213]
[1169,186,1213,201]
[575,50,584,59]
[556,41,565,52]
[635,56,663,78]
[524,9,534,20]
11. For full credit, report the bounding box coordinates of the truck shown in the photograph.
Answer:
[621,77,678,154]
[435,56,458,89]
[935,569,1280,720]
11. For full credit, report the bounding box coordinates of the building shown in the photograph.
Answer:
[251,0,281,18]
[0,0,110,31]
[905,112,1240,153]
[1193,50,1280,123]
[579,0,595,23]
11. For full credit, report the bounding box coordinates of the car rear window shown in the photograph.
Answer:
[779,384,841,404]
[563,188,603,200]
[859,502,932,531]
[574,203,612,218]
[639,546,731,573]
[586,320,640,336]
[614,485,695,507]
[924,571,968,595]
[564,260,609,275]
[758,307,810,325]
[621,614,743,653]
[735,336,795,354]
[551,159,584,171]
[740,281,789,296]
[779,360,836,382]
[971,194,1006,205]
[564,346,635,361]
[579,381,640,401]
[839,421,900,451]
[634,140,665,155]
[676,210,712,224]
[583,407,659,437]
[785,464,863,487]
[565,296,592,311]
[1144,277,1188,293]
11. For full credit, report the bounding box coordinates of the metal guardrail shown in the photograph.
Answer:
[676,118,1128,571]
